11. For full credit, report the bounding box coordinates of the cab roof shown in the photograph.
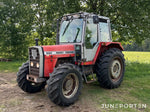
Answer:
[62,12,109,20]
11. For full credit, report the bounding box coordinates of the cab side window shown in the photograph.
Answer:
[85,18,98,49]
[99,22,110,42]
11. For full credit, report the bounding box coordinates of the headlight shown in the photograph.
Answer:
[30,61,34,66]
[36,63,39,68]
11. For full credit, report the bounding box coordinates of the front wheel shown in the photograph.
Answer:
[17,61,46,93]
[47,63,82,106]
[95,48,125,89]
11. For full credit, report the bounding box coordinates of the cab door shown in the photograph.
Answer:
[83,18,99,62]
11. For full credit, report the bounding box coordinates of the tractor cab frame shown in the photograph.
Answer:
[57,12,112,63]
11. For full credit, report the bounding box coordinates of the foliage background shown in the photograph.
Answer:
[0,0,149,59]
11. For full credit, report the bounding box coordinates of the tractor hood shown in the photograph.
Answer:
[42,44,75,56]
[41,44,75,77]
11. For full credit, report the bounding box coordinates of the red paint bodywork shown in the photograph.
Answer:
[42,44,75,51]
[42,44,75,77]
[42,42,123,77]
[81,42,123,65]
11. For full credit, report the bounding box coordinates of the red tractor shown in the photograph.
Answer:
[17,12,125,106]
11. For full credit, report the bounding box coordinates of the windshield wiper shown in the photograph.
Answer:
[73,28,80,42]
[62,19,73,36]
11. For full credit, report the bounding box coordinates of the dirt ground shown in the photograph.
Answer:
[0,72,100,112]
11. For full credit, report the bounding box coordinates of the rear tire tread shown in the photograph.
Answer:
[96,48,125,89]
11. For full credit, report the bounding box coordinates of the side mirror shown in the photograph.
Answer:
[93,16,99,24]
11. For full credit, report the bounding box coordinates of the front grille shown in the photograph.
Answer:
[29,47,40,76]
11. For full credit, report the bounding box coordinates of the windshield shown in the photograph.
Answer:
[59,19,83,43]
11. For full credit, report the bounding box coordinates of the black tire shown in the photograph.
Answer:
[17,61,46,93]
[47,63,82,106]
[95,48,125,89]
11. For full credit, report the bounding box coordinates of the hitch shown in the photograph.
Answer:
[27,74,46,83]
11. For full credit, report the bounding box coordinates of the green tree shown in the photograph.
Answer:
[0,0,34,59]
[0,0,149,59]
[142,39,150,51]
[0,0,81,59]
[81,0,150,44]
[31,0,81,45]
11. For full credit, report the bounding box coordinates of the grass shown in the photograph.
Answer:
[123,51,150,64]
[0,51,150,111]
[0,60,24,72]
[81,51,150,112]
[0,104,5,112]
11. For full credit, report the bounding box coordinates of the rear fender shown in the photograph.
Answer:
[81,42,123,65]
[95,42,124,62]
[103,42,124,50]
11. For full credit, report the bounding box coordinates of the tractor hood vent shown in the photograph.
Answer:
[44,51,75,55]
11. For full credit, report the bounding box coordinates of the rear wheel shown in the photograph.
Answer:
[95,48,125,89]
[47,63,82,106]
[17,61,46,93]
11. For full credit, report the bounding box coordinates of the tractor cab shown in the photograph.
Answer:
[58,12,112,62]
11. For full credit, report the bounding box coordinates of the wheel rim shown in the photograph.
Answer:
[110,58,123,82]
[62,73,79,99]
